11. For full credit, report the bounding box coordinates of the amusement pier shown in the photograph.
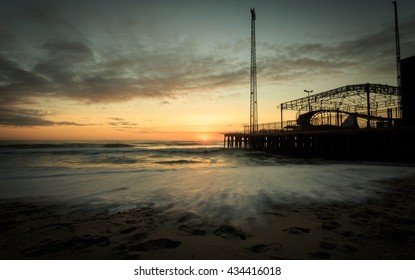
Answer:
[224,4,415,162]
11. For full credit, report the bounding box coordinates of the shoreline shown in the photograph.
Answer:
[1,176,414,260]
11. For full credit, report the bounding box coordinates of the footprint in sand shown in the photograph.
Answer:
[319,241,337,250]
[282,227,311,234]
[321,221,341,230]
[178,225,206,236]
[309,251,331,259]
[339,244,358,253]
[130,238,181,251]
[120,226,139,234]
[132,232,148,241]
[335,230,355,237]
[214,225,248,240]
[249,243,283,253]
[177,212,201,223]
[23,235,110,257]
[263,211,286,217]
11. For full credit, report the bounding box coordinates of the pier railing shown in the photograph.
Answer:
[244,120,298,134]
[242,107,401,134]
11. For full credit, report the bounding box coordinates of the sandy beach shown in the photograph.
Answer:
[1,175,414,260]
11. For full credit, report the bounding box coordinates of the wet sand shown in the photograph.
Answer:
[1,176,414,260]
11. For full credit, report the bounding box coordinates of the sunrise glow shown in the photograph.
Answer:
[1,0,414,140]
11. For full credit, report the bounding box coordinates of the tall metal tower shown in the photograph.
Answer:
[393,1,401,92]
[250,7,258,134]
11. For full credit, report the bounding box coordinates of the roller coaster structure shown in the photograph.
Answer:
[278,83,400,130]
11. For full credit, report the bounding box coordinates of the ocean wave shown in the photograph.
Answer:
[0,141,223,156]
[149,147,225,155]
[0,143,138,157]
[104,156,138,164]
[0,141,241,171]
[0,143,134,149]
[102,143,135,148]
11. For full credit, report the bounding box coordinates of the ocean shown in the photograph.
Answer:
[0,140,414,225]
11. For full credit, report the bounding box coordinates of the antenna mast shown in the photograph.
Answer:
[250,7,258,134]
[393,1,401,92]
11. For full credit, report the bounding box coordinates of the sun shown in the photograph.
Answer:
[200,135,208,141]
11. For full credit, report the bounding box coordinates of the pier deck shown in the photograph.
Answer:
[224,127,415,162]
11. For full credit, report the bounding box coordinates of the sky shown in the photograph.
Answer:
[1,0,414,141]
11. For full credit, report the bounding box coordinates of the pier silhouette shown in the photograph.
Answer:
[224,6,415,162]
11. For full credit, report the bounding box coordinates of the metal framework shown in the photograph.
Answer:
[393,1,401,91]
[281,83,399,113]
[250,7,258,134]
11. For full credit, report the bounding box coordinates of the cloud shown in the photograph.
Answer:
[0,25,16,51]
[4,4,412,106]
[20,5,61,26]
[106,118,165,134]
[32,40,96,93]
[0,2,251,108]
[1,1,414,129]
[1,36,248,106]
[0,55,50,105]
[258,16,415,83]
[115,127,160,134]
[0,107,89,127]
[107,117,137,127]
[18,3,85,42]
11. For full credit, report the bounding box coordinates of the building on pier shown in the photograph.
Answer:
[224,56,415,162]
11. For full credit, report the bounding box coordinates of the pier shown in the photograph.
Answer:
[223,71,415,162]
[224,7,415,162]
[224,127,415,162]
[224,71,415,163]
